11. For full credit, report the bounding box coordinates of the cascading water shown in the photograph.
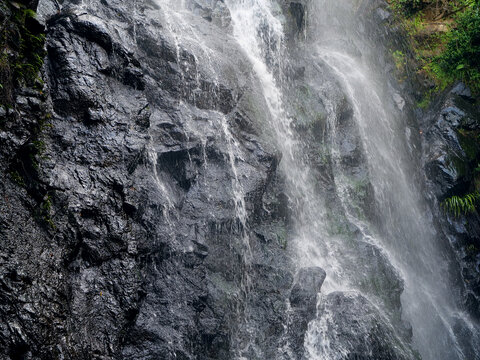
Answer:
[22,0,480,357]
[308,1,480,358]
[222,0,480,359]
[224,0,343,294]
[316,49,472,360]
[153,1,264,357]
[153,0,252,247]
[156,0,480,358]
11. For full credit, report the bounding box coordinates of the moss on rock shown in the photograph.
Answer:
[0,2,45,107]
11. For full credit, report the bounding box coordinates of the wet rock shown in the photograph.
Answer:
[289,3,305,32]
[393,92,405,111]
[451,82,474,102]
[85,108,104,123]
[282,267,326,359]
[123,66,145,90]
[3,0,477,359]
[37,0,60,24]
[422,84,480,323]
[424,103,473,199]
[376,7,391,22]
[307,291,416,360]
[187,0,232,28]
[289,266,326,309]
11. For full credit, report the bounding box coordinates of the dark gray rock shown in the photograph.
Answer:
[289,267,326,309]
[451,82,474,102]
[289,3,306,32]
[280,267,326,360]
[424,103,474,199]
[2,0,479,359]
[307,291,417,360]
[422,85,480,321]
[0,1,298,359]
[186,0,231,28]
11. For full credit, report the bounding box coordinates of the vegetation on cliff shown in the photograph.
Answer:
[389,0,480,93]
[0,1,45,107]
[388,1,480,217]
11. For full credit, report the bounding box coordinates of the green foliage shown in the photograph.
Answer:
[441,192,480,217]
[390,0,425,16]
[392,49,406,71]
[9,170,25,187]
[434,6,480,92]
[417,90,433,108]
[0,53,13,105]
[44,216,56,229]
[457,128,480,160]
[33,138,46,154]
[389,0,480,94]
[41,194,56,229]
[390,0,476,17]
[276,227,288,250]
[14,8,46,86]
[41,194,52,212]
[466,243,479,255]
[0,4,46,105]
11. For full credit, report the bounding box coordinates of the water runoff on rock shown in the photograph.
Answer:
[161,0,480,359]
[154,0,251,256]
[226,0,480,359]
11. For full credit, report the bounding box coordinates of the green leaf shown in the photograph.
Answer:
[442,192,480,217]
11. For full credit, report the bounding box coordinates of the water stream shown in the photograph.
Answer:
[224,0,480,359]
[161,0,480,358]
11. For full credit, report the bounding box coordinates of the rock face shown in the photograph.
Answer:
[1,0,296,358]
[422,85,480,319]
[306,292,417,360]
[285,267,326,358]
[290,267,326,309]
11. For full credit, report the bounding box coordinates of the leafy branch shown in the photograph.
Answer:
[441,192,480,217]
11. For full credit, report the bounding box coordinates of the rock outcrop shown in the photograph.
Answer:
[423,83,480,319]
[1,0,297,358]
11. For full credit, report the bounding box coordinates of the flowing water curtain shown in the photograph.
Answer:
[308,0,480,359]
[162,0,480,358]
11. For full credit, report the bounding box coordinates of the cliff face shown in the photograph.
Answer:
[422,84,480,320]
[0,0,479,359]
[0,0,301,358]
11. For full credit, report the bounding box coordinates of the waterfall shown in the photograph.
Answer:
[24,0,480,357]
[223,0,480,359]
[224,0,344,294]
[155,0,480,358]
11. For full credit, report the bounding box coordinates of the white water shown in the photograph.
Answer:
[224,0,349,296]
[155,0,251,252]
[311,0,480,356]
[315,46,470,360]
[154,0,480,358]
[224,0,480,359]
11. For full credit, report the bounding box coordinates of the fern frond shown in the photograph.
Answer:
[442,192,480,217]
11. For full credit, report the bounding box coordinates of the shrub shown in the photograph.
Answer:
[434,5,480,92]
[388,0,480,93]
[390,0,476,18]
[390,0,426,16]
